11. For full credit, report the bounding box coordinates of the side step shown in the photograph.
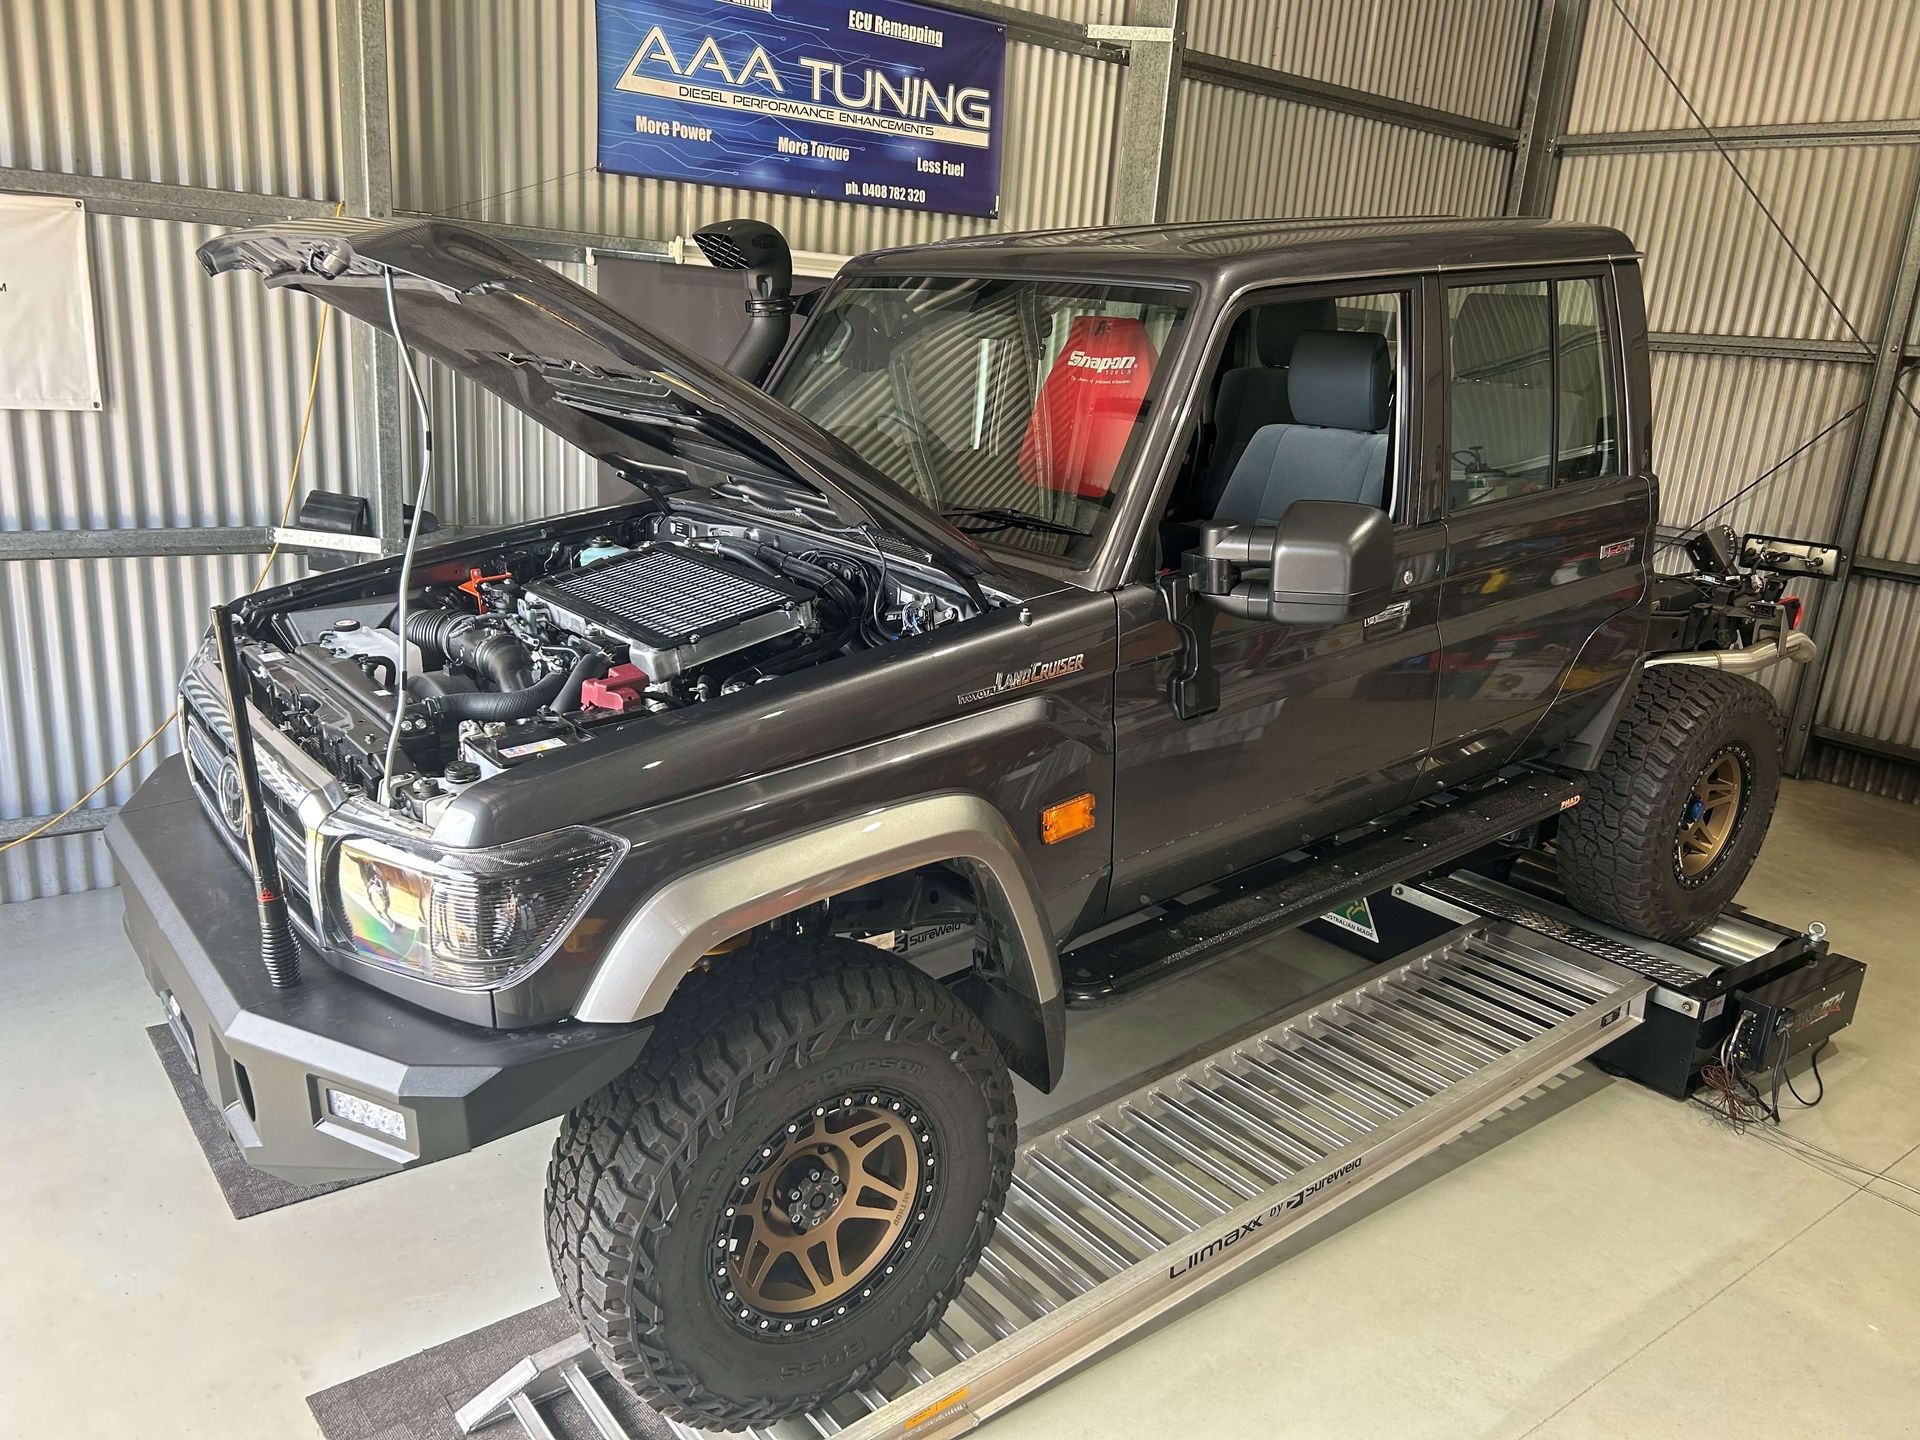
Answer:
[459,917,1648,1440]
[1064,773,1580,1001]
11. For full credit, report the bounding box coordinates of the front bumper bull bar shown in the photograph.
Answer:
[104,757,650,1185]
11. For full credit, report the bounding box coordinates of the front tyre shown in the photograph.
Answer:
[1557,666,1783,940]
[546,939,1016,1430]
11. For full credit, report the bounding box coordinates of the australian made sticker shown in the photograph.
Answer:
[1319,896,1380,944]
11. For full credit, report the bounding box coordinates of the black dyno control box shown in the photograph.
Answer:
[1730,950,1866,1072]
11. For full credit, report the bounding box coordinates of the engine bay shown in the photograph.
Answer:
[233,504,978,819]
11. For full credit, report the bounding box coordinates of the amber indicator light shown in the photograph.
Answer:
[904,1386,970,1431]
[1041,792,1096,844]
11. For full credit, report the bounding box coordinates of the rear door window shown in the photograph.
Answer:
[1446,274,1620,511]
[1552,276,1620,482]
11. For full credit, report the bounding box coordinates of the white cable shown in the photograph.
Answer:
[378,264,436,807]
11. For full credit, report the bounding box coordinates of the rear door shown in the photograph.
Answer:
[1430,266,1652,788]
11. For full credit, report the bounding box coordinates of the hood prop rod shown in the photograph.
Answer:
[209,603,301,989]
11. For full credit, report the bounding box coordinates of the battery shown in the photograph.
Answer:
[460,715,587,778]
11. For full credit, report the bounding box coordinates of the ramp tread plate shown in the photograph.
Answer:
[1420,876,1710,992]
[461,919,1649,1440]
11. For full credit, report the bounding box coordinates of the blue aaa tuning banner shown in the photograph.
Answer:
[596,0,1006,217]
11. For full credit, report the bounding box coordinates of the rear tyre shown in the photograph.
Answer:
[1557,666,1783,940]
[545,939,1015,1431]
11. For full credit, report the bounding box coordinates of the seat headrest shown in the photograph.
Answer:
[1287,331,1390,433]
[1249,298,1337,367]
[1016,315,1159,499]
[1452,290,1552,378]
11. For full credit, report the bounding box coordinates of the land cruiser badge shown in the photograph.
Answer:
[958,652,1086,706]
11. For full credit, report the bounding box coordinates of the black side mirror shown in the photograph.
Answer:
[1185,501,1396,625]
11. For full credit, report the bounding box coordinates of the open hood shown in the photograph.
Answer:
[197,217,994,587]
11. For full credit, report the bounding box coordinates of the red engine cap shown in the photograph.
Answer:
[581,662,650,713]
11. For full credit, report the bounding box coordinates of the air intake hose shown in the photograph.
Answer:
[429,670,568,722]
[404,608,539,690]
[549,648,611,715]
[404,606,561,721]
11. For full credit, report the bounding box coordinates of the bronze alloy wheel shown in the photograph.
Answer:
[713,1089,936,1334]
[1675,746,1747,883]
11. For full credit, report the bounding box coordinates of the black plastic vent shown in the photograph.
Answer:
[692,232,749,269]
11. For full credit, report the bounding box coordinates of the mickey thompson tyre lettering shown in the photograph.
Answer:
[544,938,1015,1430]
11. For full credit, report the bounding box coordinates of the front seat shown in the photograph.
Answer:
[1213,330,1392,524]
[1198,298,1337,513]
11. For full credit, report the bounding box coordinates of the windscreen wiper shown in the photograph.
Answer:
[941,506,1091,538]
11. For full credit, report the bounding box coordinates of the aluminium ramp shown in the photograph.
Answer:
[459,917,1650,1440]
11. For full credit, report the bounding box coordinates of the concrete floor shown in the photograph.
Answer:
[2,778,1917,1437]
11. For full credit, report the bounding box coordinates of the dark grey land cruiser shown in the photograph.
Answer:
[107,215,1815,1428]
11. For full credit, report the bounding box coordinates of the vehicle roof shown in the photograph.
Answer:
[846,216,1637,292]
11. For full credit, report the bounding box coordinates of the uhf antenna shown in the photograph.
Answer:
[210,603,301,989]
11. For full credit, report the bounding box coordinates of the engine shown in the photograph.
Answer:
[243,518,969,815]
[523,545,814,680]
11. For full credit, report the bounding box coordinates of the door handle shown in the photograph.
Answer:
[1362,598,1413,636]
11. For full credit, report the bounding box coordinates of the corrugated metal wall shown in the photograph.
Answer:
[0,0,342,198]
[0,5,598,900]
[1805,742,1920,804]
[0,209,363,902]
[1168,81,1511,221]
[389,1,1123,255]
[1556,146,1917,340]
[1642,351,1867,708]
[1552,0,1920,782]
[1569,0,1920,132]
[0,551,296,900]
[1818,577,1920,751]
[1187,0,1536,127]
[1,215,357,533]
[1862,375,1920,565]
[1170,0,1530,225]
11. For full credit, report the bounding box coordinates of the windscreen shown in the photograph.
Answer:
[770,275,1190,564]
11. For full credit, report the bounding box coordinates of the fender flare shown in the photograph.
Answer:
[570,792,1064,1085]
[1552,653,1644,772]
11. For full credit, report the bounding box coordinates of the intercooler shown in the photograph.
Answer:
[524,544,814,679]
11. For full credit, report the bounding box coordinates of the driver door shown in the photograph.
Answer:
[1108,281,1444,912]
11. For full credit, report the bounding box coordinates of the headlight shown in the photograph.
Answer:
[327,825,625,989]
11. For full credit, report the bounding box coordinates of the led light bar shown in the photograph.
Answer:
[326,1088,407,1141]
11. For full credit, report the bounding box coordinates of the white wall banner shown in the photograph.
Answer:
[0,194,103,411]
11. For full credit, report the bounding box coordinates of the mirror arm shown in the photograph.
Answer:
[1210,584,1272,619]
[1184,521,1278,596]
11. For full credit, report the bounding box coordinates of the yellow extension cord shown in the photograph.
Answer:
[1,214,341,859]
